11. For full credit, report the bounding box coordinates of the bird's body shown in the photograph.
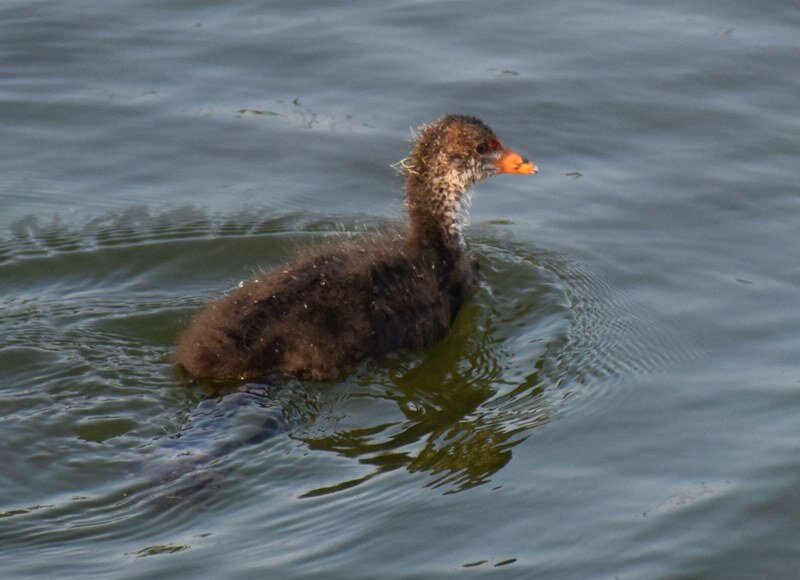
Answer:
[176,115,536,381]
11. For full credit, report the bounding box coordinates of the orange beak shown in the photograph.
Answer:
[494,148,538,174]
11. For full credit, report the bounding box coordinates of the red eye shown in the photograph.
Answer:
[476,137,501,155]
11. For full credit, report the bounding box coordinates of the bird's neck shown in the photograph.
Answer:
[405,172,472,255]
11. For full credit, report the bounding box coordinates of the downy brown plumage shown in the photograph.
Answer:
[176,115,536,381]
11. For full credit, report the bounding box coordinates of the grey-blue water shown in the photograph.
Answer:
[1,1,798,578]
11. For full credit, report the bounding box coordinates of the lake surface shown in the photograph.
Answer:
[1,0,798,578]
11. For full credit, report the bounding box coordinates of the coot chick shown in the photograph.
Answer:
[176,115,537,381]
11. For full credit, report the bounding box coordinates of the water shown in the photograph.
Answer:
[1,0,798,578]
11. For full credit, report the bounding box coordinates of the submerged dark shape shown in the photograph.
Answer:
[176,115,537,381]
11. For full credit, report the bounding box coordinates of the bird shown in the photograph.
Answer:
[176,114,537,382]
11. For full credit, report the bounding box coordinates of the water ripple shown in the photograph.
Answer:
[0,208,691,542]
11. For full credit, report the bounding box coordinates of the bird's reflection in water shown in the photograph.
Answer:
[142,337,552,505]
[297,308,555,497]
[133,385,299,507]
